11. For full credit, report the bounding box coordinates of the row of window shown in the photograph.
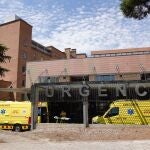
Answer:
[32,41,51,55]
[141,73,150,80]
[39,76,59,83]
[96,74,150,81]
[96,75,115,81]
[38,75,115,83]
[21,51,44,61]
[93,51,150,58]
[38,74,150,84]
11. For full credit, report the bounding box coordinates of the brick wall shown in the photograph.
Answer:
[47,46,66,59]
[0,21,20,87]
[0,80,14,100]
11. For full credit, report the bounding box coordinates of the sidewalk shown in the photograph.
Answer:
[0,140,150,150]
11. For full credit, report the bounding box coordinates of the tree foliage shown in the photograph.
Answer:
[0,44,11,77]
[120,0,150,20]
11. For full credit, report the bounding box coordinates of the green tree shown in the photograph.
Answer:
[0,44,11,77]
[120,0,150,20]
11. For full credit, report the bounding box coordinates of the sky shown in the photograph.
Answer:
[0,0,150,54]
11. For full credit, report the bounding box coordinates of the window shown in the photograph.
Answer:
[94,55,99,57]
[126,52,132,55]
[116,53,122,56]
[105,107,119,117]
[22,66,26,73]
[70,76,89,82]
[63,76,67,80]
[143,51,150,54]
[141,73,150,80]
[110,53,116,56]
[121,53,127,56]
[39,76,59,83]
[133,52,141,55]
[22,52,27,60]
[96,75,115,81]
[106,54,111,57]
[22,80,25,87]
[23,39,29,47]
[33,53,36,60]
[100,54,106,57]
[93,50,150,58]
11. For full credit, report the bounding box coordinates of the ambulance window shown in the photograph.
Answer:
[106,107,119,117]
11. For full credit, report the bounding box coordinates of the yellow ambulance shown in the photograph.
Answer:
[92,100,150,125]
[0,101,49,132]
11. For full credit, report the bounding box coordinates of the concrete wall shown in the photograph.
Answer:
[26,53,150,88]
[116,73,141,80]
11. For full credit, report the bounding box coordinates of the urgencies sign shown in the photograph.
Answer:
[45,84,148,98]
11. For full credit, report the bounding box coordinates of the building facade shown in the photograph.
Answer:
[0,17,66,100]
[26,47,150,88]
